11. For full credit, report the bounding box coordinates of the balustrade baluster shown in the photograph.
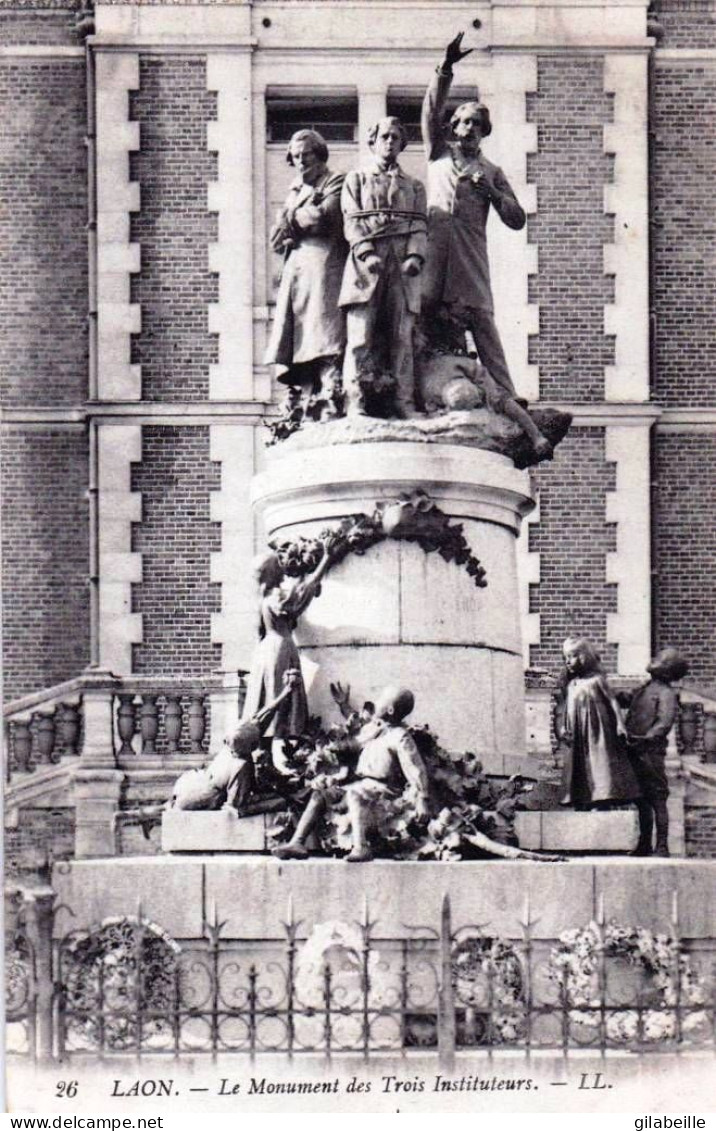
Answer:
[139,696,159,757]
[58,703,81,758]
[36,712,58,765]
[13,721,33,774]
[703,714,716,764]
[678,702,698,758]
[164,696,182,756]
[188,695,207,755]
[117,695,137,758]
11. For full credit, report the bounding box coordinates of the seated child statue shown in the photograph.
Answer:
[621,647,689,857]
[170,670,300,813]
[273,684,430,862]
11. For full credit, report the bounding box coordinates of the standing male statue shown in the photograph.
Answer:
[265,130,347,419]
[339,117,427,419]
[422,32,547,452]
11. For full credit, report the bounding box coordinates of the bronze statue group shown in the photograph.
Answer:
[265,33,552,456]
[150,34,690,863]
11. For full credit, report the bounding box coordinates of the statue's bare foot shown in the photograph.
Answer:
[345,848,374,863]
[272,843,309,860]
[533,435,553,460]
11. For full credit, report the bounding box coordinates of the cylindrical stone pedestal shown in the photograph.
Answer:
[251,442,534,774]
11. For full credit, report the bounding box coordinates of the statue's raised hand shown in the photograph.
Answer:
[443,31,473,69]
[330,681,351,709]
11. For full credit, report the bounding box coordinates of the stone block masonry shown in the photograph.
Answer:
[1,428,90,700]
[653,433,716,686]
[130,58,219,402]
[529,427,618,675]
[131,426,222,677]
[526,57,614,403]
[0,58,87,406]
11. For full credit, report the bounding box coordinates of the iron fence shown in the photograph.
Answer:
[5,888,716,1065]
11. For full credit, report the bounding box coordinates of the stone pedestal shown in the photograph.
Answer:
[251,442,534,773]
[161,809,269,853]
[72,769,124,858]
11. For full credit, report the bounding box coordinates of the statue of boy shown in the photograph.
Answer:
[339,118,428,419]
[623,648,689,857]
[273,685,430,862]
[421,33,550,456]
[265,130,347,419]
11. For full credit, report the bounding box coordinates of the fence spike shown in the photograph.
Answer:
[361,893,369,929]
[671,889,679,929]
[523,889,531,927]
[286,892,294,929]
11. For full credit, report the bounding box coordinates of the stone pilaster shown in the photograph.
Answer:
[484,54,539,402]
[516,494,541,667]
[94,51,141,401]
[605,423,652,675]
[604,52,650,403]
[98,424,143,674]
[209,424,257,673]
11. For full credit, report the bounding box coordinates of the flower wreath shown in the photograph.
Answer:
[548,921,709,1044]
[452,935,526,1043]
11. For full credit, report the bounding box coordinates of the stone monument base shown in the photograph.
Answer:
[52,855,716,942]
[161,810,269,853]
[515,808,639,853]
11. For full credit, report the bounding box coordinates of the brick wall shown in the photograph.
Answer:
[131,426,221,676]
[526,57,614,402]
[529,427,618,675]
[1,428,90,700]
[4,808,75,878]
[0,9,82,46]
[0,58,88,406]
[130,58,218,402]
[685,807,716,857]
[653,0,716,49]
[653,434,716,687]
[651,64,716,407]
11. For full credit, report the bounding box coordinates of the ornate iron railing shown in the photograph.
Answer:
[6,886,715,1065]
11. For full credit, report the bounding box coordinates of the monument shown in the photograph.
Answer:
[161,32,572,861]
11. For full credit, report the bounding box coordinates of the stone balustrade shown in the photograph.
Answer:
[4,678,84,784]
[4,669,247,787]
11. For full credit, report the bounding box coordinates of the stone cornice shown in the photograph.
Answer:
[655,48,716,66]
[6,402,716,430]
[0,45,84,56]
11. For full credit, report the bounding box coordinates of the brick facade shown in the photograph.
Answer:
[2,2,716,861]
[685,808,716,857]
[130,58,219,402]
[4,808,75,877]
[652,0,716,49]
[1,428,90,700]
[653,433,716,688]
[530,428,618,674]
[526,57,615,403]
[0,58,88,406]
[651,64,716,406]
[130,425,222,676]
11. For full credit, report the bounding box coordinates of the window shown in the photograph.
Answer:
[266,88,358,143]
[387,86,480,145]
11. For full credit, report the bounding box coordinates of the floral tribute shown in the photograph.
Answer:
[269,711,534,861]
[270,489,487,589]
[548,921,710,1045]
[452,935,526,1043]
